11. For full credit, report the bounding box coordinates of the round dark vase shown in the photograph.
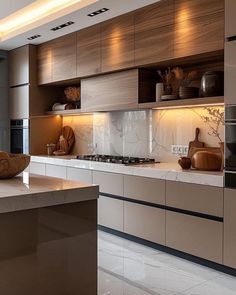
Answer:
[200,71,224,97]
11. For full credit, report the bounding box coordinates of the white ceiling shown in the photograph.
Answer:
[0,0,160,50]
[0,0,35,19]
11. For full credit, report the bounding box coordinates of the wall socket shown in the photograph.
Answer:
[171,145,189,155]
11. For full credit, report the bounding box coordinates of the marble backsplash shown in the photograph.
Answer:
[63,106,224,162]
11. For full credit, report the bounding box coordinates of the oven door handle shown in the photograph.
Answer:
[225,122,236,125]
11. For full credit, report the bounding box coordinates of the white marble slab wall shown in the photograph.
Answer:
[63,106,224,162]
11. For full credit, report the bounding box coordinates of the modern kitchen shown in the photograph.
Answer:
[0,0,236,294]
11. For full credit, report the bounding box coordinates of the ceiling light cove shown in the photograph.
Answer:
[0,0,98,41]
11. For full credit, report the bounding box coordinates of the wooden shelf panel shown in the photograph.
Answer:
[139,96,224,109]
[46,96,224,116]
[46,109,82,116]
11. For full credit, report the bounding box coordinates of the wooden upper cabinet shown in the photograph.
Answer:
[38,42,52,85]
[77,25,101,77]
[51,32,77,82]
[101,13,135,72]
[9,46,30,87]
[225,0,236,38]
[174,0,224,58]
[134,0,174,66]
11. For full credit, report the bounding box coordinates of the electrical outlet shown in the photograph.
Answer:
[171,145,189,155]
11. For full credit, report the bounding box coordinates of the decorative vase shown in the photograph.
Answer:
[219,142,224,172]
[156,83,164,102]
[200,71,224,97]
[165,84,172,95]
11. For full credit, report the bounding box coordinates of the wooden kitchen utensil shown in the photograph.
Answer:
[188,146,221,160]
[187,128,205,157]
[191,151,221,171]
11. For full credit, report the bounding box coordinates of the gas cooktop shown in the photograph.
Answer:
[76,154,156,165]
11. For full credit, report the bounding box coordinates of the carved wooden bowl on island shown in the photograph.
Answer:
[0,151,30,179]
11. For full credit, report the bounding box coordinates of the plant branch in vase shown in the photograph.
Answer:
[200,107,224,171]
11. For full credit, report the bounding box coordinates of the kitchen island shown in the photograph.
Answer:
[0,173,99,295]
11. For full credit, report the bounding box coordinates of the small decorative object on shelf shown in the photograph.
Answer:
[46,143,56,156]
[158,68,177,100]
[172,67,199,99]
[53,126,75,156]
[155,83,164,102]
[64,86,81,109]
[200,71,224,97]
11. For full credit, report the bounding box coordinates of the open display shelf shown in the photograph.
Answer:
[46,96,224,116]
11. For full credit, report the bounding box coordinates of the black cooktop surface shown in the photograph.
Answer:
[76,154,156,165]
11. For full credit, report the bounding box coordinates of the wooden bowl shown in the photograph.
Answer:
[0,154,30,179]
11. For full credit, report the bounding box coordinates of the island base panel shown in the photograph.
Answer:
[0,200,97,295]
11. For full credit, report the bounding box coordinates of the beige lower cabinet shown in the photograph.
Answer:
[224,189,236,269]
[67,167,92,183]
[93,171,123,196]
[98,196,124,232]
[124,202,165,245]
[45,164,67,179]
[29,162,46,175]
[166,181,223,217]
[124,175,165,204]
[166,211,223,263]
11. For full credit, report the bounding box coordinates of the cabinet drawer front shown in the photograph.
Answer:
[166,181,223,217]
[98,196,124,232]
[124,175,165,205]
[166,211,223,263]
[29,162,46,175]
[45,164,67,179]
[224,189,236,268]
[135,25,174,66]
[9,86,29,119]
[67,167,92,183]
[174,12,224,58]
[124,202,165,245]
[93,171,123,196]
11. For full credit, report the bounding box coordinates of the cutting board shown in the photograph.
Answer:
[187,128,205,157]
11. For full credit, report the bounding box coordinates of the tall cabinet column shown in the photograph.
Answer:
[0,50,9,152]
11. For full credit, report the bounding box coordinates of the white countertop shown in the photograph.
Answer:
[0,173,98,214]
[31,156,224,187]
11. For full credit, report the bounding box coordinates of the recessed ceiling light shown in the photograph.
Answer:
[51,21,75,31]
[88,8,109,17]
[27,34,41,40]
[0,0,98,41]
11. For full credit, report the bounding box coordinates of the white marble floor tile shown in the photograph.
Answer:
[178,274,236,295]
[98,231,236,295]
